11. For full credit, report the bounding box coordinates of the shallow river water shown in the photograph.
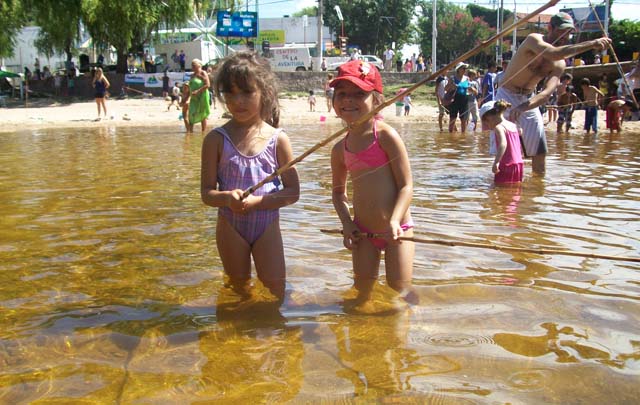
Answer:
[1,123,639,403]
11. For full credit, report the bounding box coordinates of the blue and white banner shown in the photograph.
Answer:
[124,72,191,88]
[124,74,146,84]
[561,6,606,33]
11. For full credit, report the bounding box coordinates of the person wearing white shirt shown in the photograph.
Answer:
[384,48,395,71]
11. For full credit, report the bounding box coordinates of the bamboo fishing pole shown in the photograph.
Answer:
[320,229,640,263]
[241,0,561,199]
[123,85,152,97]
[588,0,639,109]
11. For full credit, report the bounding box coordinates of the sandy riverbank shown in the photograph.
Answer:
[1,95,638,134]
[0,95,442,133]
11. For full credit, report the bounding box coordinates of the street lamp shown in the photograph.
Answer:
[334,5,344,37]
[335,5,345,55]
[375,16,393,56]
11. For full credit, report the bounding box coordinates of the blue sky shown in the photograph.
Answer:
[256,0,640,22]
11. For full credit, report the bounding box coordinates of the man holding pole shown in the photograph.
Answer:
[496,12,611,174]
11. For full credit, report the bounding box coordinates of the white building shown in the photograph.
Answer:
[2,16,334,73]
[259,16,332,48]
[1,27,68,73]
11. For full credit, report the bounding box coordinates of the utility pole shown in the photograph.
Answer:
[604,0,609,36]
[317,0,323,71]
[497,0,504,64]
[432,0,437,74]
[603,0,610,59]
[512,0,517,56]
[303,15,308,46]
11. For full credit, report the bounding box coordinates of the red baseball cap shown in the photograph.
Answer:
[330,60,383,93]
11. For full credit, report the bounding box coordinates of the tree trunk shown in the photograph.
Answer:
[116,50,128,74]
[65,43,72,70]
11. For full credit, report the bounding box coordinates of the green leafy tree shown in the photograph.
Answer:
[292,6,318,17]
[609,19,640,62]
[0,0,28,58]
[82,0,193,73]
[467,3,511,29]
[322,0,418,56]
[195,0,243,19]
[417,0,494,68]
[29,0,83,68]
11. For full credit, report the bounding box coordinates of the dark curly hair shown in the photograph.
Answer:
[213,51,280,127]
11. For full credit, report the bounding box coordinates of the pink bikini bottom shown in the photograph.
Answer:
[353,218,414,250]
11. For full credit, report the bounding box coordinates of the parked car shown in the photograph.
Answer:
[328,55,384,71]
[360,55,384,71]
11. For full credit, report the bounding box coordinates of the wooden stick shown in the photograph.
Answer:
[123,85,151,97]
[588,0,639,109]
[320,229,640,263]
[241,0,561,199]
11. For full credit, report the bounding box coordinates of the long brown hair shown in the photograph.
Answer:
[213,52,280,127]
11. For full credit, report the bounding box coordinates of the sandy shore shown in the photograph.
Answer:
[1,96,638,133]
[0,96,441,133]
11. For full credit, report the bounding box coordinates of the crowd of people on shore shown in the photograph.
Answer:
[382,47,434,73]
[435,60,638,136]
[433,12,638,179]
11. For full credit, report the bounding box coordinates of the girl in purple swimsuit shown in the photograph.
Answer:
[329,60,416,306]
[201,52,300,301]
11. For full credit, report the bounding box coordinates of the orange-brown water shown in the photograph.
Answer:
[1,124,639,403]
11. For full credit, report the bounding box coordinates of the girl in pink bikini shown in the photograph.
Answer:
[480,100,524,184]
[201,52,300,301]
[330,60,415,304]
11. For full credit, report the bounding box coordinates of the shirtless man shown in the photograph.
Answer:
[580,78,604,134]
[496,12,611,174]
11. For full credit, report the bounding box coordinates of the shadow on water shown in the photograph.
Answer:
[0,124,639,402]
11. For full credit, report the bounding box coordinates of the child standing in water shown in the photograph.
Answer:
[329,60,415,304]
[580,77,605,135]
[480,100,524,184]
[201,52,300,301]
[556,85,579,133]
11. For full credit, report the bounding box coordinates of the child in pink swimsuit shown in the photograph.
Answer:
[201,52,300,301]
[330,60,416,306]
[480,100,524,184]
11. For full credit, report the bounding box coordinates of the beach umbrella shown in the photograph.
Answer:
[0,70,20,78]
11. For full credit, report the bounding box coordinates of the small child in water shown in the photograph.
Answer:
[200,52,300,302]
[329,60,417,306]
[606,99,634,134]
[556,85,579,133]
[580,78,605,134]
[481,100,524,184]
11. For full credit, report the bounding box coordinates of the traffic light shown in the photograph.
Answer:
[262,40,270,57]
[339,37,347,55]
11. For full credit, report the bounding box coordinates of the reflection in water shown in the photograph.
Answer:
[494,322,636,369]
[486,184,522,226]
[0,125,639,402]
[330,309,424,396]
[191,285,303,403]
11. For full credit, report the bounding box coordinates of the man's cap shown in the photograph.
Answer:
[479,100,496,119]
[330,60,383,93]
[550,12,575,31]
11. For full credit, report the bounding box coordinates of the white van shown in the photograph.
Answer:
[266,45,313,72]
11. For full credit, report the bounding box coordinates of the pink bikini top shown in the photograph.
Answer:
[344,119,389,172]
